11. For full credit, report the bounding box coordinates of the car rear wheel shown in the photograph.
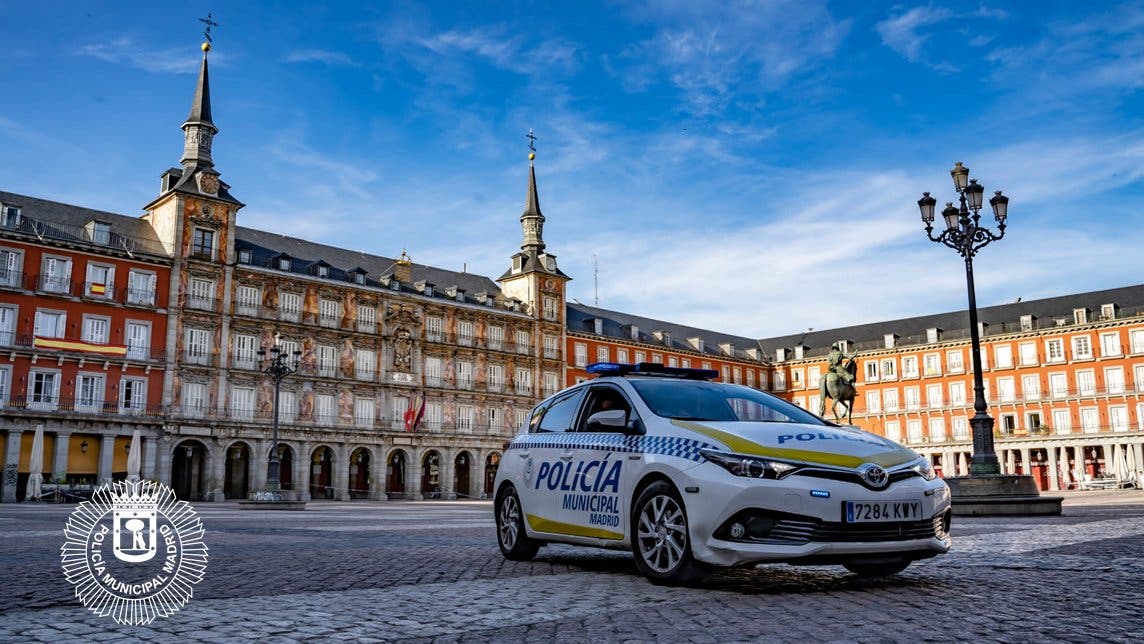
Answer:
[631,480,708,585]
[495,485,539,561]
[843,558,911,578]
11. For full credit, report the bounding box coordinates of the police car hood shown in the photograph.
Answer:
[669,419,918,469]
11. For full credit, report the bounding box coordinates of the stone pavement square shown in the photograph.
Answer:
[0,491,1142,642]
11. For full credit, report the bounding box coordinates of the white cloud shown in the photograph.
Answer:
[411,27,580,75]
[874,6,952,62]
[284,49,356,66]
[77,38,214,74]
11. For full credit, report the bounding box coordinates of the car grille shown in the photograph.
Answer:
[794,468,918,490]
[722,514,943,545]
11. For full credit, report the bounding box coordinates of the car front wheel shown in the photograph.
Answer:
[631,480,707,585]
[495,485,540,561]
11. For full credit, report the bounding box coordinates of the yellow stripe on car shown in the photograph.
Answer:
[671,419,916,469]
[526,514,624,540]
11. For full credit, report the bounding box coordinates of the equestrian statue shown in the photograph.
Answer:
[819,343,858,425]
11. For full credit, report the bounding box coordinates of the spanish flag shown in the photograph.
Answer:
[90,283,107,295]
[32,337,127,356]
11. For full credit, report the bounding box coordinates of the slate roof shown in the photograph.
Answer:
[567,302,764,361]
[757,283,1144,359]
[0,190,167,257]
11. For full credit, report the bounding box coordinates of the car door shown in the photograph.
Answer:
[547,383,641,541]
[521,387,588,536]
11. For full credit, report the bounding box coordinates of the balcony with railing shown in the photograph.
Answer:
[166,406,517,437]
[0,332,165,362]
[1,213,167,256]
[0,395,164,418]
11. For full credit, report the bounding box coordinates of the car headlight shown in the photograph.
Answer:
[911,458,937,481]
[700,449,798,479]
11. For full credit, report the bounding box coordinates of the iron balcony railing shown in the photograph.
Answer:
[0,332,166,362]
[0,396,164,418]
[167,405,518,436]
[1,214,168,256]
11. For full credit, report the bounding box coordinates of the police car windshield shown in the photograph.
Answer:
[628,379,827,425]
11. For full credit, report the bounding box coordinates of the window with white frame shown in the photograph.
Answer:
[952,417,969,440]
[231,386,255,420]
[0,247,22,287]
[746,369,754,388]
[668,356,679,368]
[881,359,897,379]
[357,305,376,332]
[1138,403,1144,431]
[355,349,375,381]
[946,351,963,373]
[458,361,473,390]
[866,391,881,413]
[316,394,336,424]
[978,348,989,370]
[185,328,211,365]
[0,366,10,405]
[1022,374,1041,400]
[1076,369,1096,395]
[542,296,558,321]
[279,292,302,322]
[773,370,786,390]
[40,256,72,293]
[319,298,340,328]
[312,344,333,377]
[515,367,532,394]
[516,329,530,354]
[81,315,110,344]
[724,366,733,383]
[85,262,114,298]
[0,306,16,346]
[883,388,899,411]
[926,383,943,408]
[923,353,941,376]
[1125,328,1144,355]
[1045,338,1065,363]
[236,285,260,316]
[949,381,966,405]
[1019,342,1038,366]
[354,396,374,428]
[457,404,474,432]
[425,357,443,386]
[653,353,664,364]
[426,316,443,341]
[278,338,300,360]
[808,395,820,413]
[929,418,946,442]
[864,361,879,381]
[488,364,505,391]
[884,421,901,442]
[904,386,920,410]
[635,351,647,363]
[997,377,1016,402]
[233,334,258,369]
[1049,372,1068,398]
[487,406,501,433]
[574,343,587,367]
[1080,407,1099,433]
[238,249,252,264]
[488,325,504,351]
[596,346,609,362]
[1109,405,1128,431]
[182,382,208,418]
[906,419,923,442]
[514,408,529,431]
[125,321,150,360]
[76,373,105,412]
[994,345,1013,369]
[425,402,442,431]
[1105,367,1125,394]
[1072,335,1093,359]
[543,371,559,396]
[120,377,146,414]
[1074,308,1089,324]
[189,278,214,310]
[902,356,918,378]
[279,390,296,422]
[125,270,157,306]
[543,335,558,358]
[192,228,215,259]
[457,320,474,346]
[1135,365,1144,392]
[1100,332,1122,357]
[807,367,820,388]
[390,396,408,429]
[34,309,65,338]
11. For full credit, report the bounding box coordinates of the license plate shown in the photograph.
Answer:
[844,500,922,523]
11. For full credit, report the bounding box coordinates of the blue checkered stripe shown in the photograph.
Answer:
[507,433,715,463]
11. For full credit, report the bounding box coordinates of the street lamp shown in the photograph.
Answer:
[257,332,301,491]
[918,162,1009,476]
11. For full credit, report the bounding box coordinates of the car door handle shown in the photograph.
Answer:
[517,450,530,458]
[559,451,574,461]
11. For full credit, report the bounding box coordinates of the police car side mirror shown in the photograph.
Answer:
[586,409,627,432]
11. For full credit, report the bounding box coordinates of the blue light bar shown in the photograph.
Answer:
[585,362,719,380]
[810,489,831,498]
[586,362,626,375]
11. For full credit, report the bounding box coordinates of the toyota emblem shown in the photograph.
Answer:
[859,463,889,489]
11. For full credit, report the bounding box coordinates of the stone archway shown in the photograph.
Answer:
[484,452,501,497]
[421,450,442,499]
[349,447,372,500]
[386,449,408,498]
[267,443,294,491]
[224,442,252,499]
[453,451,472,499]
[310,446,334,500]
[172,440,208,501]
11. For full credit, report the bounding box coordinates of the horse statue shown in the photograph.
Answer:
[819,357,858,425]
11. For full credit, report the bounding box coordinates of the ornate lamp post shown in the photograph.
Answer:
[258,332,301,491]
[918,162,1009,476]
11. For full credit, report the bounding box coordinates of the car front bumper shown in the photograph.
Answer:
[676,466,953,567]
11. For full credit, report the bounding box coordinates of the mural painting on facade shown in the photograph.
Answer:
[339,338,355,378]
[300,336,317,374]
[299,383,315,422]
[337,389,354,424]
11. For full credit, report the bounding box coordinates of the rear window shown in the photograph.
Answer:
[629,380,826,425]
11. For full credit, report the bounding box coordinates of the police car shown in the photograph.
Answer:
[493,362,951,584]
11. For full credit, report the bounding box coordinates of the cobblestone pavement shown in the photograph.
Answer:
[1,491,1142,642]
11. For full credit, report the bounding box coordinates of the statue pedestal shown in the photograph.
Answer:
[944,475,1062,516]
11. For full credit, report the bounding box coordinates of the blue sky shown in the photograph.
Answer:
[2,1,1142,338]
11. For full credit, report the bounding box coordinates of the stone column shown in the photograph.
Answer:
[1020,448,1031,477]
[334,443,350,501]
[441,448,456,500]
[297,441,312,502]
[1046,446,1059,491]
[143,438,157,481]
[372,444,387,501]
[409,449,423,501]
[157,430,173,487]
[3,430,21,503]
[1131,441,1144,476]
[252,439,269,492]
[52,433,71,483]
[98,434,116,485]
[209,439,226,502]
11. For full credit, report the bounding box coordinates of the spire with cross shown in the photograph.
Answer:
[526,128,538,163]
[199,13,219,45]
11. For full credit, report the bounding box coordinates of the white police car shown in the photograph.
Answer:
[493,363,951,584]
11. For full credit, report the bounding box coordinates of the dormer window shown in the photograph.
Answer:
[1073,308,1088,325]
[1019,314,1034,331]
[926,328,940,344]
[89,221,111,245]
[1100,303,1116,320]
[354,272,366,285]
[238,249,252,264]
[278,257,291,271]
[2,205,21,228]
[317,265,329,278]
